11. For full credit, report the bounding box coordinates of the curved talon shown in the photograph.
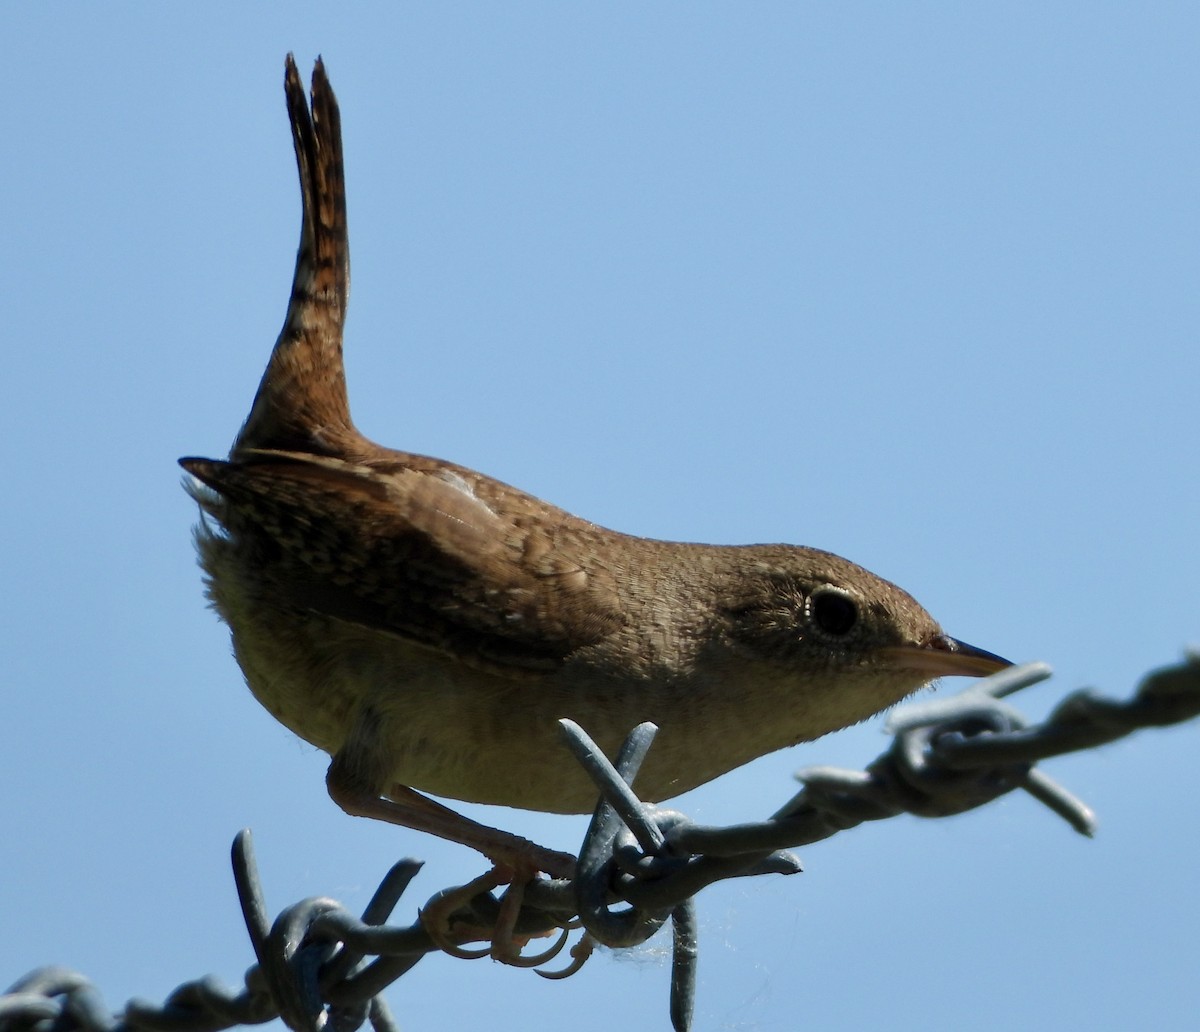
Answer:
[536,933,596,980]
[502,925,573,968]
[487,873,527,961]
[419,866,570,967]
[434,937,495,961]
[419,869,507,959]
[484,877,573,967]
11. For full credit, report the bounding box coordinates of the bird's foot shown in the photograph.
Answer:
[420,864,577,967]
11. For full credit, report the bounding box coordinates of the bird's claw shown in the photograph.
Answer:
[536,932,596,979]
[419,867,585,970]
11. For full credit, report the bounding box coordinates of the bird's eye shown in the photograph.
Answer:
[810,588,858,637]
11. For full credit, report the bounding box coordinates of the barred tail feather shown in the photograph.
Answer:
[236,55,354,456]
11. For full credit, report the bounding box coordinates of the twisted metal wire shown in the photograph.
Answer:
[4,654,1198,1032]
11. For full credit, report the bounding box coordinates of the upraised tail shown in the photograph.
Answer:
[235,55,354,456]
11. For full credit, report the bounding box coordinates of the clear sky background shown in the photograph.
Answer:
[4,5,1197,1031]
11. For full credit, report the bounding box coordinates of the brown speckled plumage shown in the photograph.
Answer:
[181,57,1009,866]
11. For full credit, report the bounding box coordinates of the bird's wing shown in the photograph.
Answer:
[180,450,626,673]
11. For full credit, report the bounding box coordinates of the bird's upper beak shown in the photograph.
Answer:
[883,634,1012,678]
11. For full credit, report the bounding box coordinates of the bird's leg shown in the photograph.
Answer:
[326,769,577,877]
[326,751,578,964]
[326,708,577,876]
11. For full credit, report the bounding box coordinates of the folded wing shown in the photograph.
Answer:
[181,450,626,674]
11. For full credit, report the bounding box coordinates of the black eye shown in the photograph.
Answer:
[811,589,858,637]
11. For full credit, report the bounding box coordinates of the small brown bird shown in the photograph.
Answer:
[182,57,1009,881]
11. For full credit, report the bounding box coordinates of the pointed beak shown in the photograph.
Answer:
[882,634,1012,678]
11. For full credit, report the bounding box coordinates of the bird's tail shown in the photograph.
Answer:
[235,55,355,456]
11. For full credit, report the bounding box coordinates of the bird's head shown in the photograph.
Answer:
[717,545,1010,732]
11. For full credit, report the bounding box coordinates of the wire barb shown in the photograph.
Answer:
[3,654,1198,1032]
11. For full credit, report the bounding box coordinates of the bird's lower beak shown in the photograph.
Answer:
[883,634,1012,678]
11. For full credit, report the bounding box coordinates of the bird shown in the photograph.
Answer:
[181,56,1010,892]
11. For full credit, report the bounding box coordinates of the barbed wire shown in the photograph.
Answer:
[4,654,1199,1032]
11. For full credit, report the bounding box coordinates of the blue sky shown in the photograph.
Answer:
[3,5,1197,1030]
